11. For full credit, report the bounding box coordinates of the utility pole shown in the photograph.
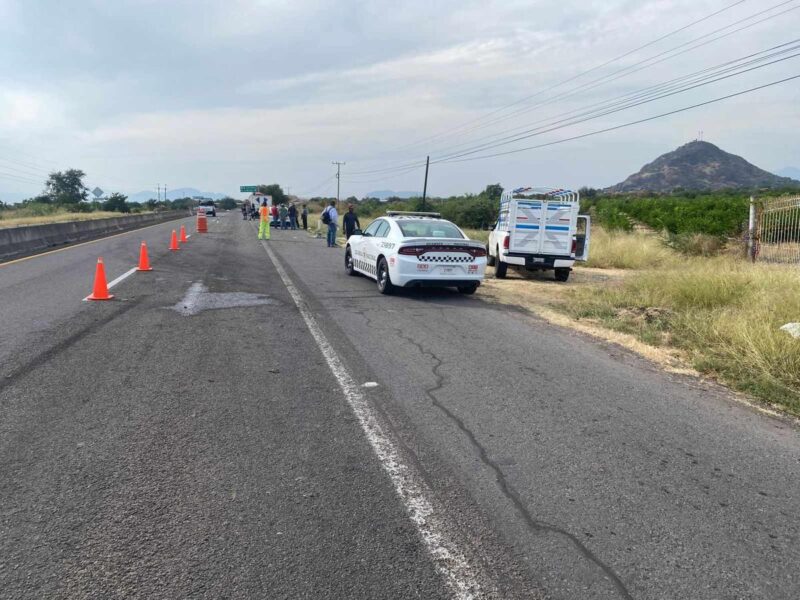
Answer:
[164,184,168,203]
[421,155,430,212]
[332,161,345,212]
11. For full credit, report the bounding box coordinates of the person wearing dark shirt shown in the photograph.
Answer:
[301,205,308,230]
[288,203,298,230]
[342,205,361,239]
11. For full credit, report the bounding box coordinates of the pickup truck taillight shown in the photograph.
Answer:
[503,235,510,250]
[572,239,577,254]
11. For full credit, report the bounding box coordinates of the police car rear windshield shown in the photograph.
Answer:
[397,220,464,239]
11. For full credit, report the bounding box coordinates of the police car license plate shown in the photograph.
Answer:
[441,266,455,274]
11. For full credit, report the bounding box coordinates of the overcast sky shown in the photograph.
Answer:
[0,0,798,201]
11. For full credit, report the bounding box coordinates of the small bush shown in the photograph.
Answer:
[667,232,726,256]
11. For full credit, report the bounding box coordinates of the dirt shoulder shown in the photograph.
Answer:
[477,265,799,423]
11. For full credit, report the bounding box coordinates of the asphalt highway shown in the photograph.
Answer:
[1,213,798,599]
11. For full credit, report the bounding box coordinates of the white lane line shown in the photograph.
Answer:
[259,239,482,600]
[82,267,137,301]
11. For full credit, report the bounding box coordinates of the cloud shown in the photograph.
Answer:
[0,0,797,196]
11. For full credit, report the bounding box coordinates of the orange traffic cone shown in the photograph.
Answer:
[87,257,114,301]
[197,209,208,233]
[137,241,153,271]
[169,229,180,251]
[179,224,188,243]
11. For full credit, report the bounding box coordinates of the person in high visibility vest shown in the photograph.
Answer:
[258,200,270,240]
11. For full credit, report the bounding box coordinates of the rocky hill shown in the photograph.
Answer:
[606,141,800,193]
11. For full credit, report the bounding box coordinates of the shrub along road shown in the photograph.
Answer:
[0,213,798,599]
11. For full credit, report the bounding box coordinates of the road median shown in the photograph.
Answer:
[0,210,189,263]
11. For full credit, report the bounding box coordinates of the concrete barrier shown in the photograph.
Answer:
[0,211,190,263]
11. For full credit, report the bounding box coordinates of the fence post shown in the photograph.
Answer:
[747,196,756,262]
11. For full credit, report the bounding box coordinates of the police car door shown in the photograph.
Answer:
[358,220,383,277]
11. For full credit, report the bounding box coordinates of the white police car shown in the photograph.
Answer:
[344,211,487,294]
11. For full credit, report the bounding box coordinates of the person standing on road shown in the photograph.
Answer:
[288,203,298,230]
[271,203,279,225]
[301,204,308,230]
[258,200,270,240]
[279,203,289,230]
[342,205,361,239]
[322,200,338,247]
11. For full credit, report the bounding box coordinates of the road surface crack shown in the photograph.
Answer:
[391,323,634,600]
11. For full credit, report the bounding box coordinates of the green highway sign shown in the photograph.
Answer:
[240,185,258,193]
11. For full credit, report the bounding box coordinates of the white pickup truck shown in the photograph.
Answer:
[487,187,590,282]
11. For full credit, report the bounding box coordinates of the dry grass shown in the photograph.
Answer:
[564,257,800,414]
[475,225,800,416]
[586,227,679,269]
[0,210,122,228]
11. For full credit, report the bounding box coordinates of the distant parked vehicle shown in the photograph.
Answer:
[198,200,216,217]
[345,211,487,294]
[487,187,590,282]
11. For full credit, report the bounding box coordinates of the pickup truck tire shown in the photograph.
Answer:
[377,258,395,295]
[486,245,496,267]
[494,251,508,279]
[555,268,570,282]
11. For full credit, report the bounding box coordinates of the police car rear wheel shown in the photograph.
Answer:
[377,258,395,295]
[345,248,357,276]
[486,245,496,267]
[458,284,478,295]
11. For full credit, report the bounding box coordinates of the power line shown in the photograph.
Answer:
[419,43,800,164]
[348,0,797,176]
[384,0,752,156]
[297,174,337,197]
[425,0,799,150]
[436,73,800,164]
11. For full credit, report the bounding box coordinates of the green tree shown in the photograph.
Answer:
[103,192,130,213]
[258,184,286,205]
[483,184,503,202]
[218,196,237,210]
[44,169,88,205]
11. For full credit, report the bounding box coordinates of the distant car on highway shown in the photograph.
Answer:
[197,201,216,217]
[345,211,487,294]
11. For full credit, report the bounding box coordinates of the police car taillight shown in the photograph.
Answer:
[399,246,425,256]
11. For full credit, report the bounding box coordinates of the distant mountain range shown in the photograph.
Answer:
[364,190,421,200]
[127,188,227,204]
[606,141,800,193]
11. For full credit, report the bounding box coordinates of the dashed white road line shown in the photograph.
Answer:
[82,267,137,301]
[258,239,483,600]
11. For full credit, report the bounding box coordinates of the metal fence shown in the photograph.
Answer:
[750,195,800,263]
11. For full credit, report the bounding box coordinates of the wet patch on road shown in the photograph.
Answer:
[171,282,277,316]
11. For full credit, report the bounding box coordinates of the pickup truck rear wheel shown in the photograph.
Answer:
[555,268,570,282]
[486,245,496,267]
[494,249,508,279]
